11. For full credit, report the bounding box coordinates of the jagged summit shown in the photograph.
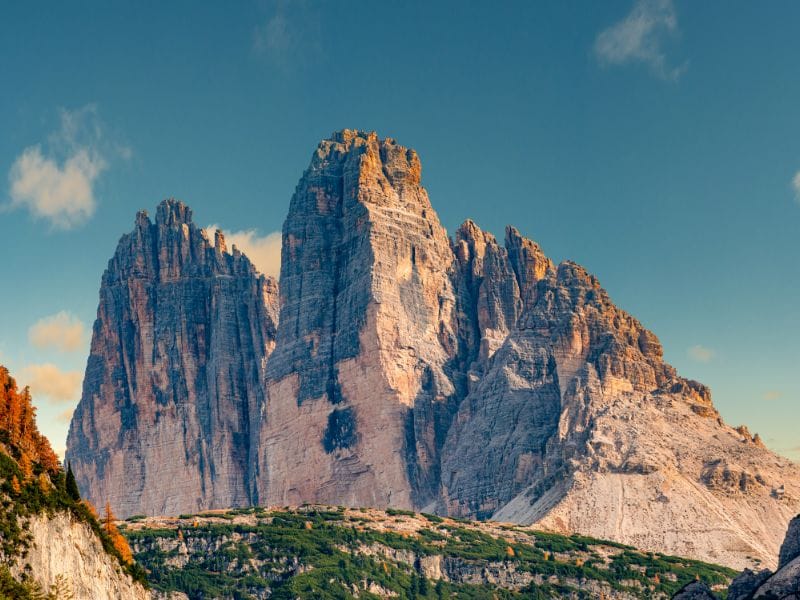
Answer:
[66,200,279,517]
[68,132,800,569]
[155,197,192,226]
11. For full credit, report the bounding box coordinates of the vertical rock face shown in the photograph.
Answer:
[13,513,151,600]
[779,515,800,569]
[260,130,459,509]
[67,131,800,570]
[257,132,799,569]
[66,199,278,517]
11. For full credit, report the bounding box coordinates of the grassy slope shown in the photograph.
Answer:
[123,506,737,600]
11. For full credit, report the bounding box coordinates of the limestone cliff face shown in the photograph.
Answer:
[66,199,278,517]
[260,130,460,510]
[11,513,151,600]
[67,131,800,570]
[442,249,800,569]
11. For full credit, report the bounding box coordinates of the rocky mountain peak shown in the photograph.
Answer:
[68,131,800,570]
[67,199,280,517]
[214,228,227,253]
[155,197,192,226]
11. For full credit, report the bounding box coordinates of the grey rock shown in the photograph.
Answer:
[672,581,716,600]
[66,199,278,517]
[67,131,800,570]
[728,569,772,600]
[780,515,800,569]
[754,555,800,599]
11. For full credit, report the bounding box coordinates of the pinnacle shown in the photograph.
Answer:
[155,198,193,227]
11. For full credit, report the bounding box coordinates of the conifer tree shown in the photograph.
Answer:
[66,462,81,501]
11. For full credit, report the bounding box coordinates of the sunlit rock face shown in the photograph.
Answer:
[68,131,800,570]
[260,130,461,510]
[66,199,278,517]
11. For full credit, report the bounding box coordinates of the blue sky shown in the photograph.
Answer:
[1,0,798,461]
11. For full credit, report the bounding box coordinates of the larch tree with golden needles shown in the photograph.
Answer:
[0,366,59,474]
[104,501,134,564]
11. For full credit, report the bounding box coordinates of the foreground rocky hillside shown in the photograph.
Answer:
[122,505,737,599]
[67,130,800,569]
[0,366,149,599]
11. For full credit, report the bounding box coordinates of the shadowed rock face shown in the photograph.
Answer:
[68,131,800,570]
[66,199,278,517]
[780,515,800,569]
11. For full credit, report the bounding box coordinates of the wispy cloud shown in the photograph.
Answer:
[594,0,686,81]
[687,344,715,363]
[21,363,82,403]
[7,105,128,229]
[56,408,74,425]
[254,13,291,58]
[205,225,282,278]
[253,1,321,69]
[762,390,783,401]
[791,171,800,203]
[28,311,87,353]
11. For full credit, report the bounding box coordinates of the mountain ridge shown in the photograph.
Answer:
[67,130,800,570]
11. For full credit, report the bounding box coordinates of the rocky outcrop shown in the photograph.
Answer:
[11,513,150,600]
[690,514,800,600]
[0,365,152,599]
[779,515,800,569]
[727,568,772,600]
[671,581,716,600]
[66,199,279,517]
[68,131,800,571]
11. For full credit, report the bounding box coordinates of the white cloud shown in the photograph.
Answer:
[9,146,105,229]
[56,408,74,425]
[6,105,127,229]
[28,311,87,353]
[21,363,82,403]
[253,2,321,69]
[594,0,685,81]
[791,171,800,203]
[687,344,715,363]
[763,390,783,401]
[204,224,282,278]
[254,13,291,57]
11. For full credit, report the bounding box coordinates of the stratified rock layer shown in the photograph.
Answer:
[66,200,278,517]
[258,131,800,569]
[260,130,459,510]
[68,131,800,570]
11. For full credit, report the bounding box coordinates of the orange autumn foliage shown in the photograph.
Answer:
[0,366,60,474]
[104,502,134,564]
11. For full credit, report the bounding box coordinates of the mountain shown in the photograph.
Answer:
[122,505,737,599]
[0,366,150,599]
[65,200,279,517]
[67,130,800,570]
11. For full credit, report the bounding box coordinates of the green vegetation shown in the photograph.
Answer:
[126,507,737,600]
[0,566,77,600]
[0,447,148,586]
[0,366,147,588]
